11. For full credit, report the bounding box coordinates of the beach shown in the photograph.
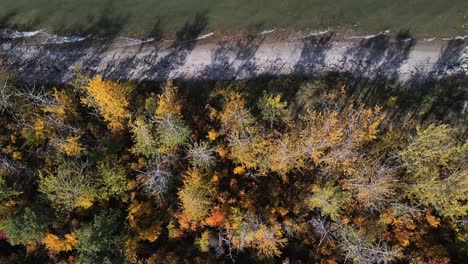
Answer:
[0,28,466,84]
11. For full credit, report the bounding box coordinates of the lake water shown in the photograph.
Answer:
[0,0,466,37]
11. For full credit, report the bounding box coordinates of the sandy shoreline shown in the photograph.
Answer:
[0,28,466,84]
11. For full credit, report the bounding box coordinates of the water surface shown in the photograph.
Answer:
[0,0,466,36]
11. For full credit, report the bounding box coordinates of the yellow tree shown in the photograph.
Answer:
[221,210,287,258]
[343,159,396,212]
[131,117,159,158]
[128,198,163,242]
[43,88,79,123]
[58,135,84,157]
[309,183,351,221]
[152,81,191,153]
[218,92,255,137]
[298,104,384,175]
[42,232,77,253]
[178,168,215,222]
[263,132,302,176]
[257,92,289,129]
[81,75,132,133]
[155,80,183,118]
[228,133,269,172]
[399,124,468,220]
[244,223,287,258]
[217,91,268,171]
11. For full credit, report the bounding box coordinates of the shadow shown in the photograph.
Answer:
[20,1,129,38]
[75,7,130,77]
[0,10,18,29]
[396,29,413,40]
[0,11,44,33]
[0,11,210,85]
[194,34,264,81]
[140,12,209,81]
[0,20,465,137]
[434,39,465,75]
[83,9,129,38]
[336,31,416,106]
[174,34,266,124]
[174,13,209,44]
[385,38,467,134]
[342,34,390,79]
[0,5,130,84]
[99,19,164,81]
[148,19,164,41]
[293,32,334,76]
[344,30,416,78]
[254,32,464,135]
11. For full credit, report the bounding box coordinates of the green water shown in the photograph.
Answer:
[0,0,466,37]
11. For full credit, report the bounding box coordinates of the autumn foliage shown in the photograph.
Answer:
[0,71,466,263]
[42,232,77,253]
[81,75,132,133]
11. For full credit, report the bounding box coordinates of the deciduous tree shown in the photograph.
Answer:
[399,124,468,220]
[178,168,215,222]
[81,75,132,133]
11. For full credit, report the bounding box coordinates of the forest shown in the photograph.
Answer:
[0,66,466,263]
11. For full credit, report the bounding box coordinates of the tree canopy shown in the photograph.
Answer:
[0,71,466,263]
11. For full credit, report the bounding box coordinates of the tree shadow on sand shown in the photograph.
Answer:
[0,5,130,84]
[194,34,265,81]
[293,32,335,77]
[100,19,164,81]
[335,30,416,106]
[434,39,465,75]
[122,12,209,83]
[0,11,210,85]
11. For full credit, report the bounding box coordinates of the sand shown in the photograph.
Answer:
[0,28,466,84]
